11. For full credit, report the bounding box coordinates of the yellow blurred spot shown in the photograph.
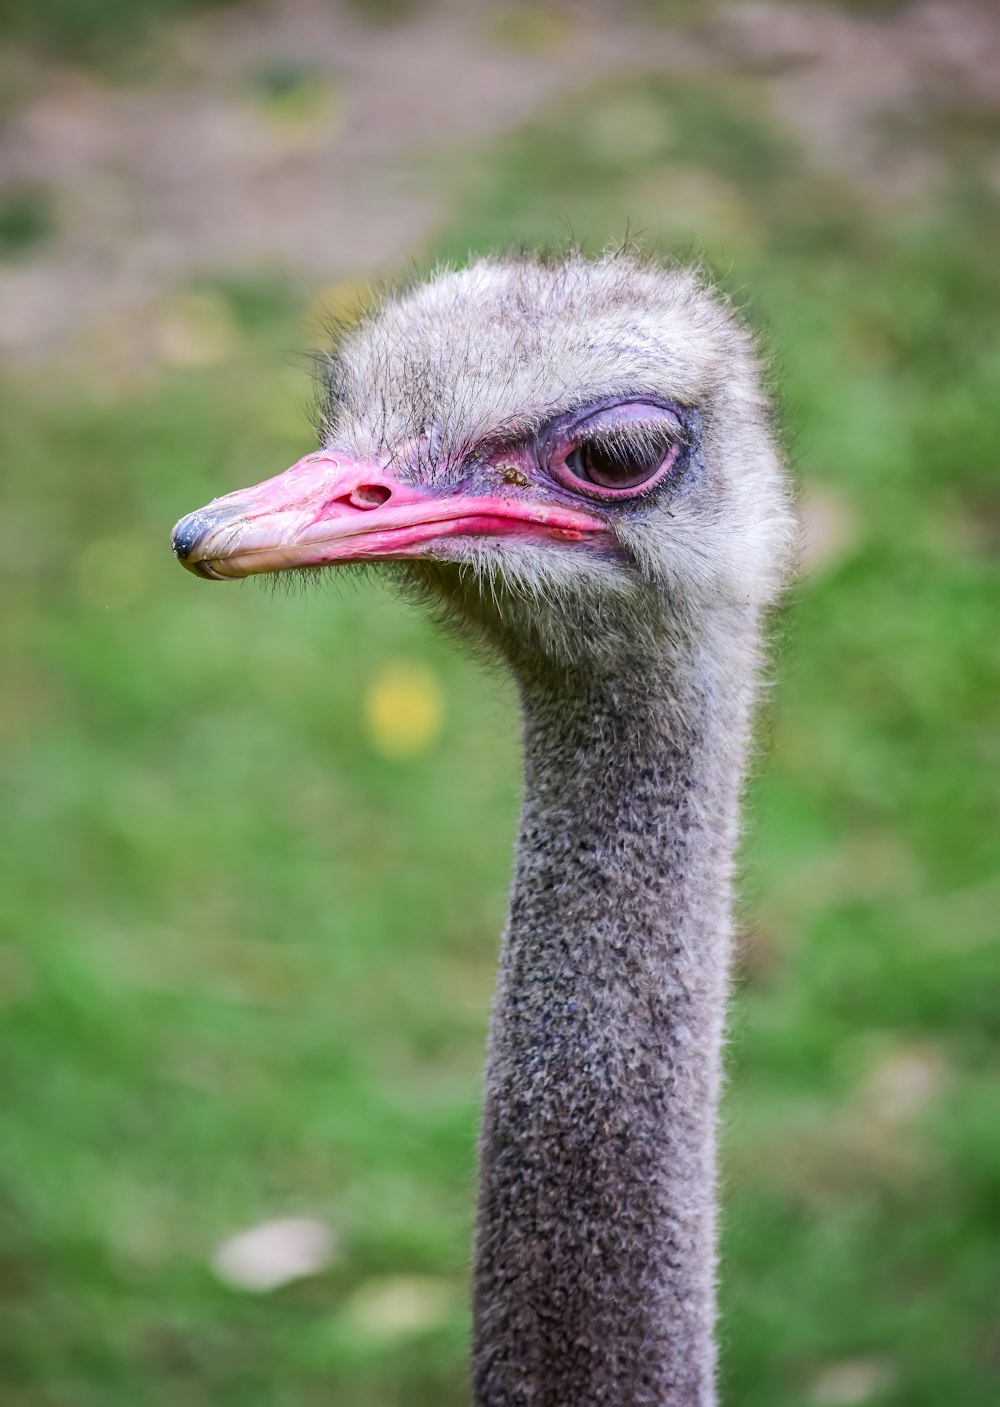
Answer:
[492,5,570,55]
[363,660,444,760]
[75,534,151,610]
[254,70,339,131]
[310,277,377,332]
[155,290,237,368]
[341,1274,455,1341]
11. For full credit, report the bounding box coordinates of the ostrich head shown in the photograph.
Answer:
[173,253,793,677]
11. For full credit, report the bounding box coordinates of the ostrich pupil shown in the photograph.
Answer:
[568,437,662,489]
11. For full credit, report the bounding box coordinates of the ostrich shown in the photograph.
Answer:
[172,251,794,1407]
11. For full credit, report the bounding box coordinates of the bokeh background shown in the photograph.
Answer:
[2,1,999,1404]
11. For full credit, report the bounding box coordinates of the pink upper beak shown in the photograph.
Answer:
[172,451,610,580]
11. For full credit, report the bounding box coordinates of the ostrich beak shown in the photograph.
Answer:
[172,451,609,580]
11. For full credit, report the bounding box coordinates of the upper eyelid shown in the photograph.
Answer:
[560,396,685,431]
[461,401,689,464]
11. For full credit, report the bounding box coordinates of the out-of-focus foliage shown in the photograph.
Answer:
[1,4,998,1406]
[1,0,426,61]
[1,0,238,61]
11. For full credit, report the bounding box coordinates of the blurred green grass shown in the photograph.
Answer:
[2,57,1000,1407]
[1,0,423,64]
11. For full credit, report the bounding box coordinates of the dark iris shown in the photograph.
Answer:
[565,437,666,490]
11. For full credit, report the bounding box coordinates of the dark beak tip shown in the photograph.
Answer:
[172,509,229,578]
[171,513,203,562]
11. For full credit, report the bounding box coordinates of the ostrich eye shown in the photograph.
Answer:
[550,401,686,500]
[564,438,666,491]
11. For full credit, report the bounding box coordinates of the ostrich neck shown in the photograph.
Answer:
[473,613,759,1407]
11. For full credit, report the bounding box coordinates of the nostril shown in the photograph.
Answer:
[348,484,391,510]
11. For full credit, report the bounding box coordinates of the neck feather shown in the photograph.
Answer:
[473,608,761,1407]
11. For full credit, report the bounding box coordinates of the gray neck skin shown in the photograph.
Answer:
[472,612,758,1407]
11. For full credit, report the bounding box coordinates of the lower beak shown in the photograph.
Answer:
[172,451,609,580]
